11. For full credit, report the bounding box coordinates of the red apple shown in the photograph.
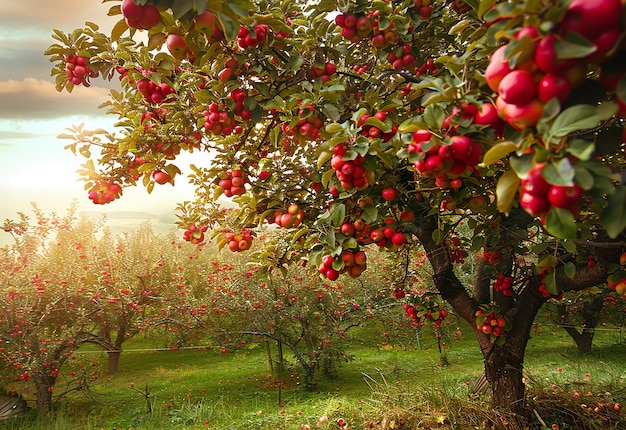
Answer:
[498,70,537,105]
[194,10,216,34]
[547,184,582,210]
[505,99,543,130]
[537,74,571,104]
[534,35,576,75]
[485,45,512,93]
[381,187,398,201]
[559,0,622,40]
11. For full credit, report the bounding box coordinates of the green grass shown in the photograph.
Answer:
[2,322,625,429]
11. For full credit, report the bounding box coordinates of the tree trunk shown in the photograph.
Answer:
[264,339,275,378]
[483,345,529,424]
[107,350,122,374]
[33,373,56,413]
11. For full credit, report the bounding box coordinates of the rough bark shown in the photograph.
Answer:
[33,373,56,413]
[106,350,122,374]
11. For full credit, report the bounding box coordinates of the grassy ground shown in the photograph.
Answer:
[2,320,625,429]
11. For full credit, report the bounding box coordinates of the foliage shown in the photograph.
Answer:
[44,0,626,419]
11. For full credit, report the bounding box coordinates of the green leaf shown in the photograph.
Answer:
[477,0,497,18]
[543,158,575,186]
[317,151,332,169]
[544,270,559,295]
[538,255,558,268]
[600,186,626,238]
[328,203,346,228]
[398,116,428,134]
[563,261,576,279]
[566,138,595,161]
[325,123,344,134]
[549,105,601,140]
[555,36,597,59]
[482,141,517,166]
[496,170,519,215]
[545,208,577,240]
[432,229,444,244]
[321,168,335,188]
[110,18,128,42]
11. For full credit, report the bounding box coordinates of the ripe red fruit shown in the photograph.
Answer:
[498,70,537,105]
[505,99,543,130]
[559,0,622,40]
[537,74,572,104]
[390,232,406,246]
[450,135,474,161]
[534,35,575,75]
[520,192,550,218]
[399,210,415,223]
[381,187,398,201]
[152,170,172,185]
[547,184,582,210]
[194,10,216,34]
[521,164,550,196]
[485,46,512,93]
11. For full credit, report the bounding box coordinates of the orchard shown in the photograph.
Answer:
[44,0,626,425]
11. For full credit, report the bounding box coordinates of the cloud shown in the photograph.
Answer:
[0,78,110,119]
[0,1,117,38]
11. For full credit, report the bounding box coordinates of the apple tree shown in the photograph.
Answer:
[0,205,117,411]
[46,0,626,423]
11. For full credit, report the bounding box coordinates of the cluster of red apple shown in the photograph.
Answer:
[335,10,398,49]
[183,224,208,245]
[403,296,449,328]
[330,143,374,191]
[493,274,514,297]
[217,57,239,83]
[368,224,407,248]
[127,156,145,181]
[475,307,509,340]
[607,252,626,296]
[237,24,270,49]
[64,54,98,87]
[88,180,123,205]
[335,12,374,43]
[136,78,175,105]
[386,44,418,71]
[537,266,555,298]
[487,0,625,130]
[229,89,253,121]
[307,62,337,83]
[226,230,253,252]
[520,163,582,223]
[268,204,305,228]
[447,236,468,264]
[410,132,483,179]
[318,250,367,281]
[121,0,160,30]
[218,169,248,197]
[482,250,503,265]
[412,0,433,19]
[281,104,324,142]
[203,102,242,136]
[357,111,398,141]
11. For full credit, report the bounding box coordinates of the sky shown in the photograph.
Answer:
[0,1,205,241]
